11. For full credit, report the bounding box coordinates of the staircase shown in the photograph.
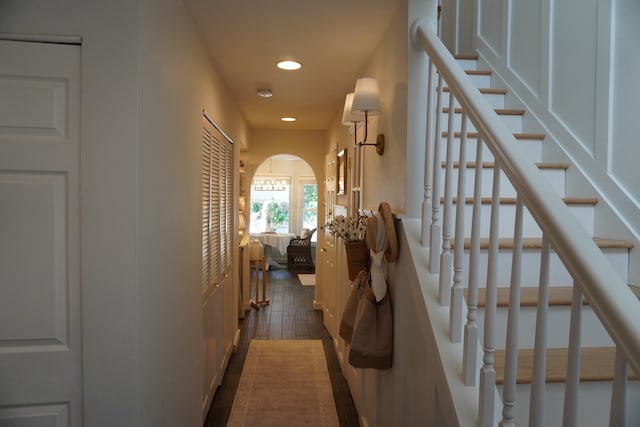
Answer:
[412,18,640,426]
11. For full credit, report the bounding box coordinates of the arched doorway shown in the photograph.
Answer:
[248,154,318,268]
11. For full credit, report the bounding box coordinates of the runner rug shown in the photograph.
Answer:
[227,340,339,427]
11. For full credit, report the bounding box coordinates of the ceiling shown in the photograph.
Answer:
[182,0,403,131]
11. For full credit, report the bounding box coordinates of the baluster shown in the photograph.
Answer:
[421,59,435,247]
[479,162,501,427]
[429,74,444,273]
[500,196,524,427]
[463,136,484,386]
[562,281,582,427]
[449,113,467,341]
[529,235,551,427]
[609,346,628,427]
[439,89,457,306]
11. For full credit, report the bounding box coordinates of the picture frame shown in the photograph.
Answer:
[336,148,347,195]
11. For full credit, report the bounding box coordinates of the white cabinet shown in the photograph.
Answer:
[200,113,236,420]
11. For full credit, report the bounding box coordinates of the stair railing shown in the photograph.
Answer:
[411,16,640,426]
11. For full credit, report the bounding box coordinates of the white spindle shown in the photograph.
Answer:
[450,113,467,341]
[463,137,484,386]
[499,196,524,427]
[421,59,435,247]
[529,235,551,427]
[479,162,501,427]
[609,347,628,427]
[562,282,582,427]
[429,75,444,273]
[439,89,456,306]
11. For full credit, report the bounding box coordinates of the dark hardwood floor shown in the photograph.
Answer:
[203,268,360,427]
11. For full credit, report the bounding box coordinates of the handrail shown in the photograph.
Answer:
[411,17,640,378]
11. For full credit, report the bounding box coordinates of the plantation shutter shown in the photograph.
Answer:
[202,126,213,288]
[202,113,234,288]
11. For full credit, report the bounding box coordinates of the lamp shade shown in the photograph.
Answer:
[351,77,381,114]
[238,213,247,230]
[341,93,361,125]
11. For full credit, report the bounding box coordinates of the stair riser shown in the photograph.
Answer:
[466,73,491,87]
[497,381,640,427]
[447,203,594,238]
[439,111,523,134]
[458,248,629,286]
[475,305,614,350]
[455,59,478,70]
[440,137,542,165]
[437,168,566,199]
[441,90,505,110]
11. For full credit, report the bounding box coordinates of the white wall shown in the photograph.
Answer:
[0,0,249,425]
[137,0,247,424]
[323,1,463,425]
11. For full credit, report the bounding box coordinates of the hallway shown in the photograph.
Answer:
[204,269,360,426]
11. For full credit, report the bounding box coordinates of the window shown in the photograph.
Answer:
[249,176,290,234]
[300,180,318,242]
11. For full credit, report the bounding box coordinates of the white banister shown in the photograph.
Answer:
[421,60,435,247]
[499,196,524,427]
[609,347,628,427]
[463,136,484,386]
[429,74,444,273]
[529,236,551,427]
[450,113,468,342]
[479,163,501,427]
[439,91,456,306]
[562,282,583,427]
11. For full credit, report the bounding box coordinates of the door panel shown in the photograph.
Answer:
[0,40,82,425]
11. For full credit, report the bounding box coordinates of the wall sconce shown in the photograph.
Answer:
[342,92,361,146]
[351,77,384,155]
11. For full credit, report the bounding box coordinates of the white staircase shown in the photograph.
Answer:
[437,54,639,426]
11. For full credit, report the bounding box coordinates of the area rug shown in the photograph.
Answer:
[227,340,339,427]
[298,273,316,286]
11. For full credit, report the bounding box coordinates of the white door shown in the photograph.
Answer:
[0,40,82,426]
[321,152,338,336]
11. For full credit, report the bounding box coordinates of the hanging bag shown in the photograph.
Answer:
[348,271,393,370]
[339,269,366,343]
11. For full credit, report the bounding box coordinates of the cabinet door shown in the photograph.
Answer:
[200,113,235,419]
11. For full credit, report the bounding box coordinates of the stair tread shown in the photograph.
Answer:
[443,107,525,116]
[442,131,545,140]
[454,236,634,250]
[494,347,638,384]
[454,53,479,60]
[465,70,491,76]
[469,285,640,308]
[441,196,598,206]
[443,87,507,95]
[444,161,569,169]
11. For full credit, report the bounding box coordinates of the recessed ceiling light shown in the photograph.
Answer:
[276,60,302,71]
[281,117,296,122]
[257,88,273,98]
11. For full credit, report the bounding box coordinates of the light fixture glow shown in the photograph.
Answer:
[276,60,302,71]
[280,117,296,122]
[257,88,273,98]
